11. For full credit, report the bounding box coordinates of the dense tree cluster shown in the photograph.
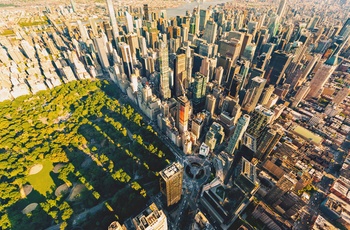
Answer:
[0,79,174,229]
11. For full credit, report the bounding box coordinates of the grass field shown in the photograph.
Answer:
[26,160,55,196]
[291,125,323,145]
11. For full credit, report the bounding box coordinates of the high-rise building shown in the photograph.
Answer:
[214,66,224,85]
[226,74,242,98]
[185,46,193,85]
[221,96,238,115]
[277,0,286,17]
[132,203,168,230]
[264,51,292,86]
[259,85,275,106]
[89,17,99,36]
[333,87,350,105]
[77,20,89,42]
[226,114,250,155]
[203,20,217,44]
[339,18,350,38]
[125,11,133,34]
[143,4,149,21]
[106,0,119,44]
[160,162,184,207]
[174,53,187,97]
[159,41,171,99]
[119,42,134,77]
[190,12,200,35]
[192,72,207,105]
[191,112,206,139]
[265,174,297,204]
[205,122,225,151]
[243,105,273,153]
[295,54,321,89]
[199,9,211,31]
[291,82,310,108]
[218,39,241,62]
[126,33,139,60]
[239,33,253,58]
[176,95,190,133]
[307,55,340,99]
[205,94,216,116]
[242,77,266,113]
[256,125,284,160]
[94,37,110,69]
[241,43,256,62]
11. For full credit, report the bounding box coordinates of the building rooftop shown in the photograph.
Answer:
[132,203,167,230]
[312,215,338,230]
[160,162,182,179]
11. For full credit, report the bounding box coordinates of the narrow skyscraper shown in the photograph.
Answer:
[176,95,190,133]
[159,41,171,99]
[307,55,340,99]
[106,0,119,45]
[242,76,266,113]
[226,114,250,155]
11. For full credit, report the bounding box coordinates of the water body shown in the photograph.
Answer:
[166,0,233,18]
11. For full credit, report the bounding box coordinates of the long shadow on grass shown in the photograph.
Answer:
[89,117,168,172]
[73,125,149,227]
[99,80,122,99]
[8,189,53,230]
[101,107,175,162]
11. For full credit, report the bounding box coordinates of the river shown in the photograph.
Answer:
[166,0,234,18]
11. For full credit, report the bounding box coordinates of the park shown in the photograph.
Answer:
[0,79,174,230]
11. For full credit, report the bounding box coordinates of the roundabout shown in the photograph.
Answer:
[184,155,211,186]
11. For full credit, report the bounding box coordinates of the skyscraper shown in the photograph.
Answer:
[307,55,340,99]
[125,11,133,34]
[259,85,275,106]
[119,42,134,77]
[126,33,139,60]
[192,72,207,105]
[242,77,266,113]
[176,95,190,133]
[291,82,310,108]
[143,4,149,21]
[256,125,284,160]
[243,105,273,153]
[277,0,286,17]
[207,124,225,151]
[338,18,350,38]
[265,174,297,205]
[77,20,89,42]
[205,94,216,116]
[159,41,171,99]
[174,53,187,97]
[160,162,184,207]
[214,66,224,85]
[203,20,217,44]
[226,114,250,155]
[264,51,292,86]
[199,9,211,31]
[89,17,99,36]
[106,0,119,45]
[218,39,241,62]
[93,37,110,69]
[132,203,168,230]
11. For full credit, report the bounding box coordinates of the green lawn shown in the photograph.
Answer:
[26,160,55,196]
[292,125,323,145]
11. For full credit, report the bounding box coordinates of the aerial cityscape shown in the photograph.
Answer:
[0,0,349,229]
